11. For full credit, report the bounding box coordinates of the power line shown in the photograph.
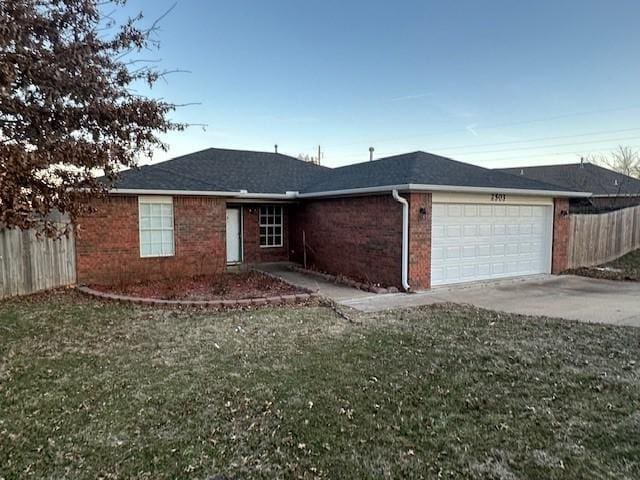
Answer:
[430,127,640,152]
[333,130,640,162]
[440,135,640,156]
[456,144,640,165]
[331,139,640,166]
[327,104,640,149]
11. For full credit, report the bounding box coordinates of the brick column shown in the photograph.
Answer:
[407,192,432,290]
[552,198,570,273]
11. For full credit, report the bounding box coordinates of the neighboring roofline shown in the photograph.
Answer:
[110,185,591,199]
[297,184,591,199]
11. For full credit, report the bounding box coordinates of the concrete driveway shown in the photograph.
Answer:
[341,275,640,326]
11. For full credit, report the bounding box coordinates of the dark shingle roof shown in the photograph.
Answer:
[302,151,577,193]
[498,163,640,196]
[113,148,330,194]
[111,148,584,195]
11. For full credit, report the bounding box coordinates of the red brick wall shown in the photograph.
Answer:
[241,204,290,263]
[552,198,570,273]
[76,195,226,285]
[290,195,403,287]
[407,192,432,290]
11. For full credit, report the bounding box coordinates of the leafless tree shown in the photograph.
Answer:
[586,146,640,179]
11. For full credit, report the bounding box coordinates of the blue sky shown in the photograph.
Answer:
[119,0,640,168]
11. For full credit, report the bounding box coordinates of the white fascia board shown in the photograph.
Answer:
[237,191,298,199]
[109,188,297,200]
[407,184,592,198]
[111,185,591,200]
[297,184,592,198]
[591,193,640,198]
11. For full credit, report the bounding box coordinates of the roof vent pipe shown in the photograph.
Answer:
[274,144,278,153]
[369,147,374,161]
[580,157,584,167]
[392,189,410,292]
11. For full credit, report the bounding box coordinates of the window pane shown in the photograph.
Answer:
[274,234,282,246]
[140,242,152,257]
[151,243,163,256]
[149,230,163,243]
[151,204,162,216]
[163,241,174,255]
[162,230,173,244]
[140,204,151,216]
[150,216,162,228]
[162,215,173,228]
[161,204,172,216]
[140,216,151,229]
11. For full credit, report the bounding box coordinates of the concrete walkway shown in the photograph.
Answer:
[257,263,640,327]
[255,262,374,302]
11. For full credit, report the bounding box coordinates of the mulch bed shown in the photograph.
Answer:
[565,266,638,282]
[566,249,640,282]
[89,271,308,301]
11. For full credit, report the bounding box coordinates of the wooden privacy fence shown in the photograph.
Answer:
[0,225,76,299]
[567,204,640,269]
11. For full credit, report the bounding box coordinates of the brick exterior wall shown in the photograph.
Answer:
[290,195,403,288]
[407,192,432,290]
[552,198,570,273]
[241,204,290,263]
[76,195,226,285]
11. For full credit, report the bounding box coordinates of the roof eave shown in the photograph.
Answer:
[591,193,640,198]
[109,184,592,200]
[298,184,591,199]
[108,188,299,200]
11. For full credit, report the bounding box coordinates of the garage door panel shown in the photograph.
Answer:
[432,202,552,286]
[448,205,462,216]
[478,224,492,236]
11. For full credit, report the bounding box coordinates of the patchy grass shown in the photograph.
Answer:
[569,249,640,282]
[1,292,639,479]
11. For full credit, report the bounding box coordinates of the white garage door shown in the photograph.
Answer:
[431,203,553,286]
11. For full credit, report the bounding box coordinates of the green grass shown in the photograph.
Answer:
[1,292,639,479]
[570,249,640,282]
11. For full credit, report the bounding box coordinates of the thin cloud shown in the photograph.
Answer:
[466,124,479,137]
[390,92,431,102]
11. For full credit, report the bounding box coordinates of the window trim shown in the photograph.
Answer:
[258,205,284,248]
[138,195,175,258]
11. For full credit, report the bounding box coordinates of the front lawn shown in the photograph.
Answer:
[569,249,640,282]
[1,293,639,479]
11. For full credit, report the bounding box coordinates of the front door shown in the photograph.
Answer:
[226,208,242,264]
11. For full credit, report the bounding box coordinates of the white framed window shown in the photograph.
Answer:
[138,196,175,257]
[259,205,283,248]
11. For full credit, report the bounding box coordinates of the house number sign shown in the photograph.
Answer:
[491,194,507,202]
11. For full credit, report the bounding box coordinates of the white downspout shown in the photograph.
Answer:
[392,190,411,292]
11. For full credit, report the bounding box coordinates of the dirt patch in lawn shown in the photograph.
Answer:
[567,248,640,282]
[89,271,308,301]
